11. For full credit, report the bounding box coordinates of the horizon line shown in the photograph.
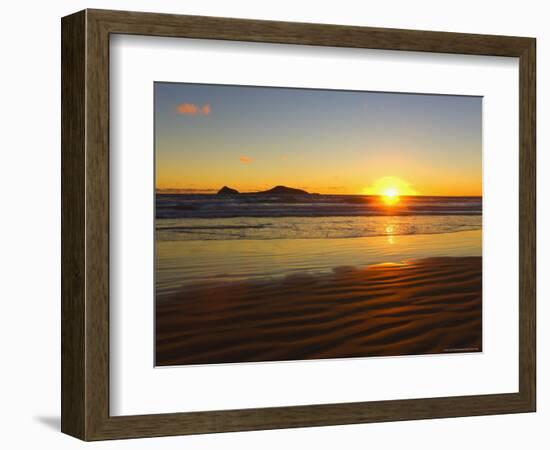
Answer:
[155,188,482,197]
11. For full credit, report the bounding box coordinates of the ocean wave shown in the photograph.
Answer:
[156,215,482,241]
[156,194,482,219]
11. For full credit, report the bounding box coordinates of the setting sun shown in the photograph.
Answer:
[382,188,400,205]
[362,176,417,205]
[362,176,418,197]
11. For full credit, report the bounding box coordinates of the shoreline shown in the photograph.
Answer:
[156,224,482,241]
[155,229,482,296]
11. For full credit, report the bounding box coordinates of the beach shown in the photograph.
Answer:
[155,194,482,366]
[155,228,482,296]
[156,255,481,366]
[153,83,483,367]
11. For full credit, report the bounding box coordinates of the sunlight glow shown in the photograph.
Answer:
[363,176,418,197]
[384,188,398,198]
[383,188,399,205]
[385,224,395,244]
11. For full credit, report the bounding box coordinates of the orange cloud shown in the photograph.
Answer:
[176,103,211,116]
[177,103,198,114]
[239,155,252,164]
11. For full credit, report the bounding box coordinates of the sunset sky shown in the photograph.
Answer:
[155,82,482,196]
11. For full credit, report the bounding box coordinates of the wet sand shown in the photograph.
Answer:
[156,256,482,366]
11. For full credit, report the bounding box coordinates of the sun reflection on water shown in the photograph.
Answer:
[385,224,395,244]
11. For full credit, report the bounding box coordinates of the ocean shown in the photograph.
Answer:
[155,194,482,297]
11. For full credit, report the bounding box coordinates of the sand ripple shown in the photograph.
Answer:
[156,256,482,366]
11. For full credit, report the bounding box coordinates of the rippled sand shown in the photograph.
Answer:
[156,256,482,366]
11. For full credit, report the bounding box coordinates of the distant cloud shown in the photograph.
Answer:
[176,103,211,116]
[239,155,252,164]
[176,103,198,114]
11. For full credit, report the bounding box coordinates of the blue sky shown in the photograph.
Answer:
[155,82,482,195]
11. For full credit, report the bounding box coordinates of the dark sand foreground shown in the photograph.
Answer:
[156,256,482,366]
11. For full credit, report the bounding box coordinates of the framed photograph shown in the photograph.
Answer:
[61,9,536,440]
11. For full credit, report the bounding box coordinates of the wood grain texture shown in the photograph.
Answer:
[518,39,536,409]
[61,10,86,439]
[61,9,536,441]
[89,8,532,56]
[84,9,111,439]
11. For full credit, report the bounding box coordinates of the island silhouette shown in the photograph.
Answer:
[217,186,240,195]
[217,185,312,195]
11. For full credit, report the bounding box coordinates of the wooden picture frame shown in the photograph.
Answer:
[61,9,536,441]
